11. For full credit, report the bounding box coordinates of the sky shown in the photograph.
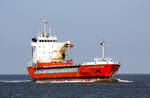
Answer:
[0,0,150,74]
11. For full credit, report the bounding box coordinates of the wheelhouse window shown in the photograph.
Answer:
[53,40,57,42]
[39,40,57,42]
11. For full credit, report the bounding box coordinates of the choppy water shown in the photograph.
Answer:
[0,74,150,98]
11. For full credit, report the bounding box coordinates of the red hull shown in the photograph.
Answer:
[27,63,120,82]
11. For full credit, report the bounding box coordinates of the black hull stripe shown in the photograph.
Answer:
[33,76,109,81]
[35,65,80,70]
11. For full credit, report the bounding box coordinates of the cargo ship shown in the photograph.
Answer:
[27,19,120,82]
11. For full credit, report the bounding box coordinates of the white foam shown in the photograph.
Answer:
[0,80,31,83]
[33,79,133,83]
[35,80,93,83]
[116,78,133,83]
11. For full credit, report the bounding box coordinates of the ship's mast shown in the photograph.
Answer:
[40,19,48,37]
[43,19,47,34]
[100,41,105,60]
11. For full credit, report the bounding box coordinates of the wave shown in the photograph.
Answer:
[116,78,133,83]
[35,79,133,83]
[35,81,91,83]
[0,80,31,83]
[0,79,133,83]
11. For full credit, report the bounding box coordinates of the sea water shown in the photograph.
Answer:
[0,74,149,98]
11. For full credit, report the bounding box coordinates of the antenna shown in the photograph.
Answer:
[43,19,47,34]
[40,18,42,32]
[39,18,42,36]
[48,28,52,36]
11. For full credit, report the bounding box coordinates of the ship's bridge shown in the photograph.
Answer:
[37,35,58,42]
[31,19,73,64]
[32,33,58,42]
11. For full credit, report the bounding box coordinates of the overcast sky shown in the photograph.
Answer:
[0,0,150,74]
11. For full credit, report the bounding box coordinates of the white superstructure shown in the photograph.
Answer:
[31,19,72,64]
